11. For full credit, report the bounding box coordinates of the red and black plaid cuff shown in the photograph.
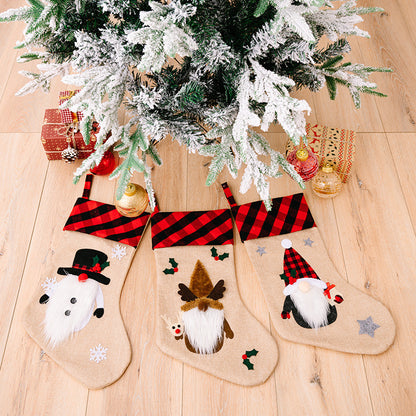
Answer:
[64,198,150,248]
[221,183,315,241]
[151,209,233,249]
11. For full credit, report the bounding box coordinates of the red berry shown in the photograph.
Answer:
[174,267,178,272]
[215,256,219,261]
[242,354,247,359]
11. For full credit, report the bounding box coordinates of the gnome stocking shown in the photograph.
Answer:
[151,205,278,385]
[221,183,395,354]
[23,175,150,389]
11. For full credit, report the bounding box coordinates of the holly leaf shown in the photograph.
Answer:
[246,349,258,358]
[243,359,254,370]
[163,268,175,275]
[92,255,100,266]
[219,252,229,261]
[100,261,110,270]
[169,258,178,268]
[210,247,218,257]
[280,273,289,284]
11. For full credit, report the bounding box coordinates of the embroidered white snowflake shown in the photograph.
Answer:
[111,244,127,260]
[41,277,57,294]
[89,344,108,363]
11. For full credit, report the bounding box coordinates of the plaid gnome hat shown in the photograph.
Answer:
[280,239,327,296]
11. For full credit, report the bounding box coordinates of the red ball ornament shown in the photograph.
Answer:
[90,150,116,176]
[286,146,319,181]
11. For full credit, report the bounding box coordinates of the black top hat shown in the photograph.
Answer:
[57,249,111,285]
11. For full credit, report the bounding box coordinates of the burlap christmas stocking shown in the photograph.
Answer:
[222,183,395,354]
[151,205,278,385]
[23,175,150,389]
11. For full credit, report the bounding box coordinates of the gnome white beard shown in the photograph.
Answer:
[290,284,330,329]
[182,307,224,354]
[43,274,99,347]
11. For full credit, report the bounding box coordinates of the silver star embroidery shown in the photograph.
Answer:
[357,316,380,337]
[304,237,314,247]
[256,246,266,256]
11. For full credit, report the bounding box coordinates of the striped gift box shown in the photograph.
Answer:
[285,123,356,183]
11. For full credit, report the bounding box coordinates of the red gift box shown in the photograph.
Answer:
[59,90,84,124]
[41,109,98,160]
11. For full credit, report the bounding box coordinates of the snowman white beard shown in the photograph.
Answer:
[290,285,330,329]
[182,307,224,354]
[43,274,99,347]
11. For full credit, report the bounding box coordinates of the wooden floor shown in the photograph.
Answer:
[1,1,416,415]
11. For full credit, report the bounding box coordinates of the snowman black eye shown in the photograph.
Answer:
[70,297,77,304]
[172,326,175,329]
[65,310,71,316]
[177,325,180,328]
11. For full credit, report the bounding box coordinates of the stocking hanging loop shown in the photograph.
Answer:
[221,183,237,208]
[82,174,93,199]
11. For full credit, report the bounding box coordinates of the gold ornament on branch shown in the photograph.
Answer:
[115,183,148,217]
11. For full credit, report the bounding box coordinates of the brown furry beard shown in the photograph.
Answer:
[290,285,330,329]
[181,307,224,354]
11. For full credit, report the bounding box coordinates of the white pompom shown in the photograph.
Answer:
[281,239,292,249]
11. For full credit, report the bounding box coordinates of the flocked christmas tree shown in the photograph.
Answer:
[0,0,389,209]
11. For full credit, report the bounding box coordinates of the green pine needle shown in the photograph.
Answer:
[325,76,337,100]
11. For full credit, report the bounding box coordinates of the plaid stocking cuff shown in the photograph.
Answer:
[63,175,150,248]
[221,183,316,242]
[151,209,233,249]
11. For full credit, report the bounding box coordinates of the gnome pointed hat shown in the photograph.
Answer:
[189,260,214,298]
[280,239,321,285]
[280,239,327,296]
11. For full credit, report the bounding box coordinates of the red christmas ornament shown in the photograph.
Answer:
[90,150,116,176]
[286,146,319,181]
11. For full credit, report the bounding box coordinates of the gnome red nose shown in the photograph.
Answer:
[78,273,88,282]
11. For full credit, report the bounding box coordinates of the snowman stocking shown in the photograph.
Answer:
[151,205,278,385]
[24,175,150,389]
[221,183,395,354]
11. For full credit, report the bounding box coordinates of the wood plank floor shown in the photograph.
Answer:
[0,1,415,415]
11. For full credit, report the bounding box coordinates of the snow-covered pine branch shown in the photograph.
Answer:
[0,0,389,209]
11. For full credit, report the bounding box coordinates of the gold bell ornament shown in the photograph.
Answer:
[115,183,148,217]
[312,163,342,198]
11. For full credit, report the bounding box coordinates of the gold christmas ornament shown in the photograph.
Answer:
[115,183,148,217]
[312,163,342,198]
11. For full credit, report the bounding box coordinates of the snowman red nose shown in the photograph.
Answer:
[78,273,88,282]
[175,328,180,334]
